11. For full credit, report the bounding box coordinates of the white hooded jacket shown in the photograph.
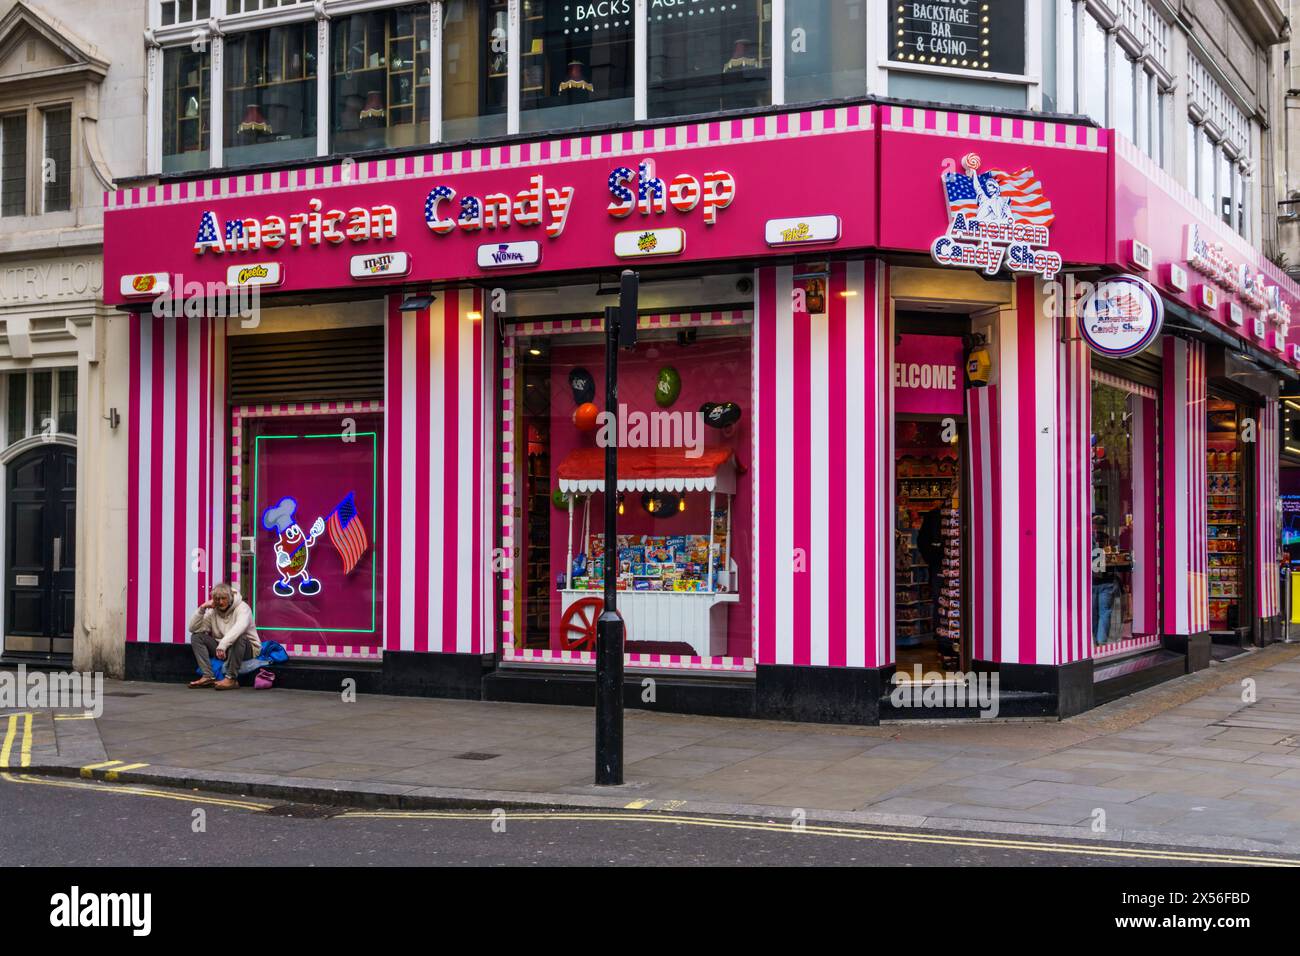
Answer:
[188,590,261,655]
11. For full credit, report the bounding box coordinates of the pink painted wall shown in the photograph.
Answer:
[538,334,753,657]
[876,107,1111,265]
[1112,143,1300,362]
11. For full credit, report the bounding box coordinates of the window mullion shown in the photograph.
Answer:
[316,13,329,157]
[211,34,224,166]
[634,0,647,120]
[430,1,442,143]
[506,0,520,135]
[771,0,785,106]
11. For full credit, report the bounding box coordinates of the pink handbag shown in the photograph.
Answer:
[254,668,277,689]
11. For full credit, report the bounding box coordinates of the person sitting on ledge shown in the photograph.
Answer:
[187,582,261,690]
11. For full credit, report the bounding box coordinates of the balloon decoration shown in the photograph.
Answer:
[569,368,595,406]
[701,401,742,429]
[552,488,571,510]
[573,402,600,431]
[654,366,682,408]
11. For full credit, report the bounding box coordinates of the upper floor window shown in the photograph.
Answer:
[223,22,318,166]
[162,45,211,173]
[0,105,73,217]
[647,0,772,118]
[1078,11,1108,127]
[441,0,507,142]
[785,0,866,102]
[331,4,431,153]
[159,0,210,26]
[0,111,25,217]
[42,106,71,213]
[519,0,634,134]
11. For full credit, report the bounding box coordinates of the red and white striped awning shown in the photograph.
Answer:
[557,447,737,495]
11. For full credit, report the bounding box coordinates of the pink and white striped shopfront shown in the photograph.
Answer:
[103,99,1300,721]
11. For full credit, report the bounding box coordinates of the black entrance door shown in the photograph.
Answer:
[4,444,75,657]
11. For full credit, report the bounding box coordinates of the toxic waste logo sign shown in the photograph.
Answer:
[930,153,1062,281]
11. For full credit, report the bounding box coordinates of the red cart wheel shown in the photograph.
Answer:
[559,597,607,651]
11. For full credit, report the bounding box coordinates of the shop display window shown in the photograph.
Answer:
[236,409,383,651]
[162,46,210,173]
[330,5,431,153]
[1207,398,1245,632]
[441,0,508,142]
[1090,377,1159,647]
[506,323,752,665]
[223,23,318,167]
[518,0,634,134]
[894,420,963,673]
[647,0,771,119]
[784,0,866,104]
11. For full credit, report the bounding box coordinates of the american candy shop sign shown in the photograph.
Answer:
[930,153,1063,281]
[103,108,879,305]
[1077,274,1163,359]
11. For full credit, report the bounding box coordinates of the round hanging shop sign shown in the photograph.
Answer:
[1078,274,1164,358]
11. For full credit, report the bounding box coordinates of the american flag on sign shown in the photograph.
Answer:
[1108,292,1143,317]
[942,167,1056,228]
[327,492,369,575]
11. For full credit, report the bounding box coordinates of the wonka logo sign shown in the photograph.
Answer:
[930,153,1061,281]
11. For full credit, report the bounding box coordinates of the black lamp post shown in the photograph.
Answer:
[595,269,638,786]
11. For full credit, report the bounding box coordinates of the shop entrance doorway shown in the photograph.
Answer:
[1208,396,1253,641]
[3,443,76,659]
[895,418,966,672]
[892,318,970,675]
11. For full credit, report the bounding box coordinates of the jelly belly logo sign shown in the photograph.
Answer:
[1078,275,1163,358]
[930,153,1062,281]
[893,334,965,415]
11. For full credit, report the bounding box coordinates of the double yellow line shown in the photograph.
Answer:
[339,808,1300,867]
[1,713,267,810]
[0,712,32,768]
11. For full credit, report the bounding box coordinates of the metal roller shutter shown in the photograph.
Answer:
[228,326,384,404]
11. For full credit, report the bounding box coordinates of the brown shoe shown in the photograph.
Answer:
[213,677,239,691]
[188,676,216,688]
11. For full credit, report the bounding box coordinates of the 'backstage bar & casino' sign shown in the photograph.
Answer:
[890,1,1026,75]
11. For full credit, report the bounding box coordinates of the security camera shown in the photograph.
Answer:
[736,277,754,295]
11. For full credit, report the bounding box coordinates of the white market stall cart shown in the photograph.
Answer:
[556,447,740,658]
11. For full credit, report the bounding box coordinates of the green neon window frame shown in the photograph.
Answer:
[250,431,379,634]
